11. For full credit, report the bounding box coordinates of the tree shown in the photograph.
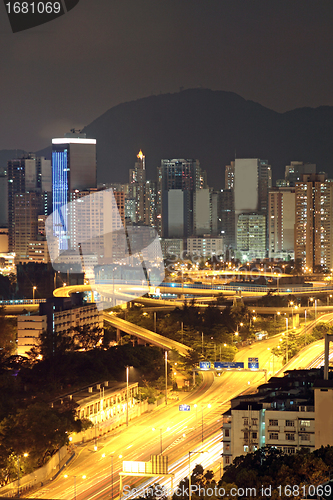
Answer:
[183,350,202,370]
[71,325,104,350]
[0,402,83,476]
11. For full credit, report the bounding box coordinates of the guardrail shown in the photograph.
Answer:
[0,299,46,305]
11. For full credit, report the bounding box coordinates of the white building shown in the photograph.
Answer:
[17,302,103,356]
[233,158,271,254]
[222,403,315,467]
[193,189,211,236]
[187,236,223,259]
[17,315,47,356]
[222,370,333,468]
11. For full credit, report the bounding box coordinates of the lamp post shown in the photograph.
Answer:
[315,299,317,320]
[17,453,28,498]
[126,365,130,426]
[165,351,168,406]
[32,286,37,304]
[64,474,86,500]
[201,404,211,443]
[152,427,170,454]
[102,453,122,498]
[285,317,289,363]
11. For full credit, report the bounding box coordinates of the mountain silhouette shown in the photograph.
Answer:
[32,89,333,187]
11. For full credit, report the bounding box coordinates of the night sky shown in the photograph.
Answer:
[1,0,333,152]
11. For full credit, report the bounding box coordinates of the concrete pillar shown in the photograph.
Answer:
[116,329,121,342]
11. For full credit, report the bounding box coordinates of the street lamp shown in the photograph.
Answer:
[102,453,122,498]
[32,286,37,304]
[267,348,274,376]
[152,427,170,454]
[165,351,168,405]
[64,474,86,500]
[17,453,28,498]
[285,317,289,363]
[201,404,211,443]
[126,365,133,426]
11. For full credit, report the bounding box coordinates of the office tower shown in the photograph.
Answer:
[285,161,316,186]
[67,188,125,262]
[52,132,97,250]
[268,187,295,259]
[258,160,272,215]
[210,191,220,237]
[193,189,211,236]
[220,189,235,248]
[163,189,191,238]
[233,158,271,255]
[0,173,8,227]
[13,192,42,260]
[128,151,157,227]
[225,161,235,190]
[129,150,147,224]
[7,154,51,257]
[157,159,205,238]
[295,174,333,272]
[236,214,266,261]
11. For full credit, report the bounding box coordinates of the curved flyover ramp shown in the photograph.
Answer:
[104,313,190,356]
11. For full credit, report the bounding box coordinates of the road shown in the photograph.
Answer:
[25,302,333,499]
[29,322,322,500]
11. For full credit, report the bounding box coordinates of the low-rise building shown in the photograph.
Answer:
[222,369,328,467]
[187,236,224,259]
[17,295,103,356]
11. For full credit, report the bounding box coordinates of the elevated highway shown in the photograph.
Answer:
[104,313,190,356]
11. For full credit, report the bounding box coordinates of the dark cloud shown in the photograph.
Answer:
[1,0,333,151]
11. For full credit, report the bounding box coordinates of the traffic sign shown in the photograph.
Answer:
[199,361,211,370]
[248,357,259,369]
[214,361,244,370]
[179,404,191,411]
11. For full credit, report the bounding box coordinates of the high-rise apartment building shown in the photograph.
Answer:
[268,187,295,259]
[285,161,316,186]
[236,214,266,261]
[52,133,97,250]
[295,174,333,271]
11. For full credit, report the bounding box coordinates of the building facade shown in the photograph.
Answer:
[236,214,266,261]
[268,187,295,260]
[52,133,97,251]
[222,369,323,468]
[295,174,333,271]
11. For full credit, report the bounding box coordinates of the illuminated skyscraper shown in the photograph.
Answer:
[7,154,51,258]
[295,173,333,272]
[157,158,206,237]
[52,132,96,250]
[268,187,295,259]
